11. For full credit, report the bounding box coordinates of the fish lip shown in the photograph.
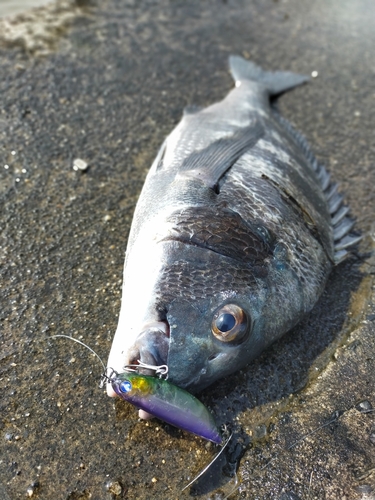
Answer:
[130,349,160,376]
[107,384,117,397]
[127,321,170,375]
[106,321,170,397]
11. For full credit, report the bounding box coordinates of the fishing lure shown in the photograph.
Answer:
[107,368,223,444]
[51,335,223,444]
[106,367,233,490]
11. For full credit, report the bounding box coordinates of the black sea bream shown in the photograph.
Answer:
[107,56,360,397]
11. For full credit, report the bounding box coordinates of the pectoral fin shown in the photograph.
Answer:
[178,121,263,192]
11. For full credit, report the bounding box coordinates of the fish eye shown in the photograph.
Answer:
[119,380,132,393]
[211,304,249,343]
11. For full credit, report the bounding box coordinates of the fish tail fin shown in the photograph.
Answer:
[229,55,309,96]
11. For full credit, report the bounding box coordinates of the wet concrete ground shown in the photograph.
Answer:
[0,0,374,499]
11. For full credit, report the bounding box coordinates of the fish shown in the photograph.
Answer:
[106,55,360,399]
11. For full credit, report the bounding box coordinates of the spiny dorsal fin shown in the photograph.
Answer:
[272,107,361,264]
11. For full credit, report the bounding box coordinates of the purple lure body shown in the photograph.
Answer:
[111,372,222,444]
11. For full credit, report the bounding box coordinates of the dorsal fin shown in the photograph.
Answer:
[272,107,361,264]
[178,121,264,192]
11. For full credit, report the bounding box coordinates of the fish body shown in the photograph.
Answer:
[107,56,359,394]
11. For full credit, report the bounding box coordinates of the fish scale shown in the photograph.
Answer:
[107,55,360,396]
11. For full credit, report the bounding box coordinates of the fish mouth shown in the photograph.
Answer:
[125,321,170,375]
[106,321,170,398]
[128,321,170,421]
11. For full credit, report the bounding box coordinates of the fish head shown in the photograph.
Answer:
[107,237,275,394]
[107,204,305,394]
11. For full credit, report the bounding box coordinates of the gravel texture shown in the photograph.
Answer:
[0,1,374,499]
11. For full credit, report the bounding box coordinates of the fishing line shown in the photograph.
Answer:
[227,400,375,498]
[49,334,168,384]
[260,411,341,471]
[182,428,232,492]
[50,334,106,372]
